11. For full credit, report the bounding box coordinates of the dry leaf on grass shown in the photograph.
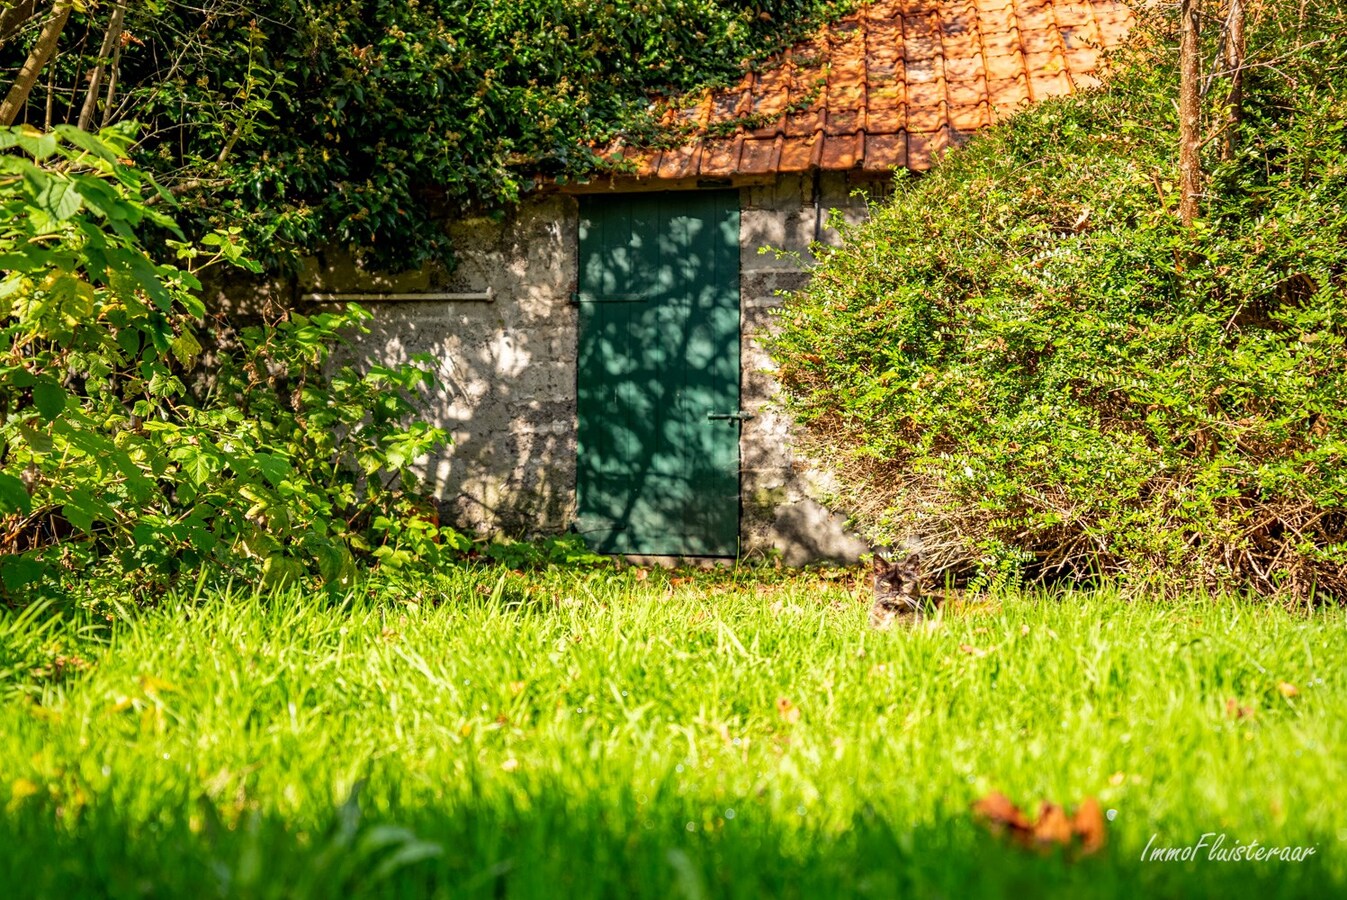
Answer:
[1225,699,1255,720]
[1277,682,1299,698]
[972,792,1031,831]
[973,791,1106,856]
[1073,797,1107,853]
[959,643,993,657]
[775,697,801,724]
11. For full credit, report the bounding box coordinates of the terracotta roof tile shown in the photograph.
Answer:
[1029,70,1073,99]
[739,136,784,174]
[944,54,987,81]
[656,143,700,180]
[949,100,992,130]
[908,127,951,169]
[984,51,1027,81]
[1020,28,1064,54]
[826,107,864,135]
[864,132,908,170]
[1052,2,1094,27]
[947,77,988,106]
[980,28,1023,57]
[906,81,946,131]
[866,104,907,133]
[780,133,822,170]
[607,0,1131,179]
[987,74,1032,113]
[819,132,862,168]
[701,137,742,175]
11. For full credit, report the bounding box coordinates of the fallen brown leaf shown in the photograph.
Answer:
[973,792,1107,857]
[1034,802,1073,845]
[959,643,993,658]
[1073,796,1107,853]
[775,697,801,724]
[1277,681,1299,698]
[973,792,1032,832]
[1226,698,1254,720]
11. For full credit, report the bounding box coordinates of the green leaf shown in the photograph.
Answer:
[0,555,46,592]
[262,554,306,588]
[0,473,31,516]
[14,126,57,160]
[35,177,83,223]
[31,378,67,422]
[170,331,203,367]
[52,125,120,164]
[62,497,96,533]
[170,446,216,485]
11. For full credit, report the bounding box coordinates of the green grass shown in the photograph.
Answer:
[1,565,1344,898]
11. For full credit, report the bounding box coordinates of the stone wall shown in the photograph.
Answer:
[281,173,888,561]
[737,173,878,564]
[328,194,581,537]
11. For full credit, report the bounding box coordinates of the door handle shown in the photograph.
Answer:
[706,411,754,421]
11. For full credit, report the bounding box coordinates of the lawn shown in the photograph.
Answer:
[1,565,1343,898]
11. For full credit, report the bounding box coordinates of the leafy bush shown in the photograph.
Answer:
[0,124,451,596]
[770,3,1347,598]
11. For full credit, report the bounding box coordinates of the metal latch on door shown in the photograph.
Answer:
[706,411,755,421]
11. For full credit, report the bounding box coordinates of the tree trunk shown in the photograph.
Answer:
[1220,0,1246,163]
[0,0,73,127]
[1178,0,1202,227]
[77,1,126,131]
[0,1,38,48]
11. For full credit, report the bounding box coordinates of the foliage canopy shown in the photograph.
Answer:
[1,0,852,269]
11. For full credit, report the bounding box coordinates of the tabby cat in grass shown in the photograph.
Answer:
[870,551,942,629]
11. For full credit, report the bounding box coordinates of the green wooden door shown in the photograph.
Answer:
[575,191,741,556]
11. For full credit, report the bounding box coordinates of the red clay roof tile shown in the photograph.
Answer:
[819,132,863,169]
[610,0,1131,179]
[864,132,908,170]
[701,137,743,176]
[780,133,822,170]
[739,136,784,174]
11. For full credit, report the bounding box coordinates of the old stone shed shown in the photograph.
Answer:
[290,0,1133,563]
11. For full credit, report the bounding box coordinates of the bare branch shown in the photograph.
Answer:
[1220,0,1246,163]
[77,1,126,131]
[1178,0,1203,227]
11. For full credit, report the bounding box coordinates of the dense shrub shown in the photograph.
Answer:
[0,125,453,597]
[771,3,1347,598]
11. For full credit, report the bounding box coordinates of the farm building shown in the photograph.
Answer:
[230,0,1134,563]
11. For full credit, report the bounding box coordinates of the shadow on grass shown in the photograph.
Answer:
[1,784,1339,900]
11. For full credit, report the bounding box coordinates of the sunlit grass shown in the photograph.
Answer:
[1,566,1343,898]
